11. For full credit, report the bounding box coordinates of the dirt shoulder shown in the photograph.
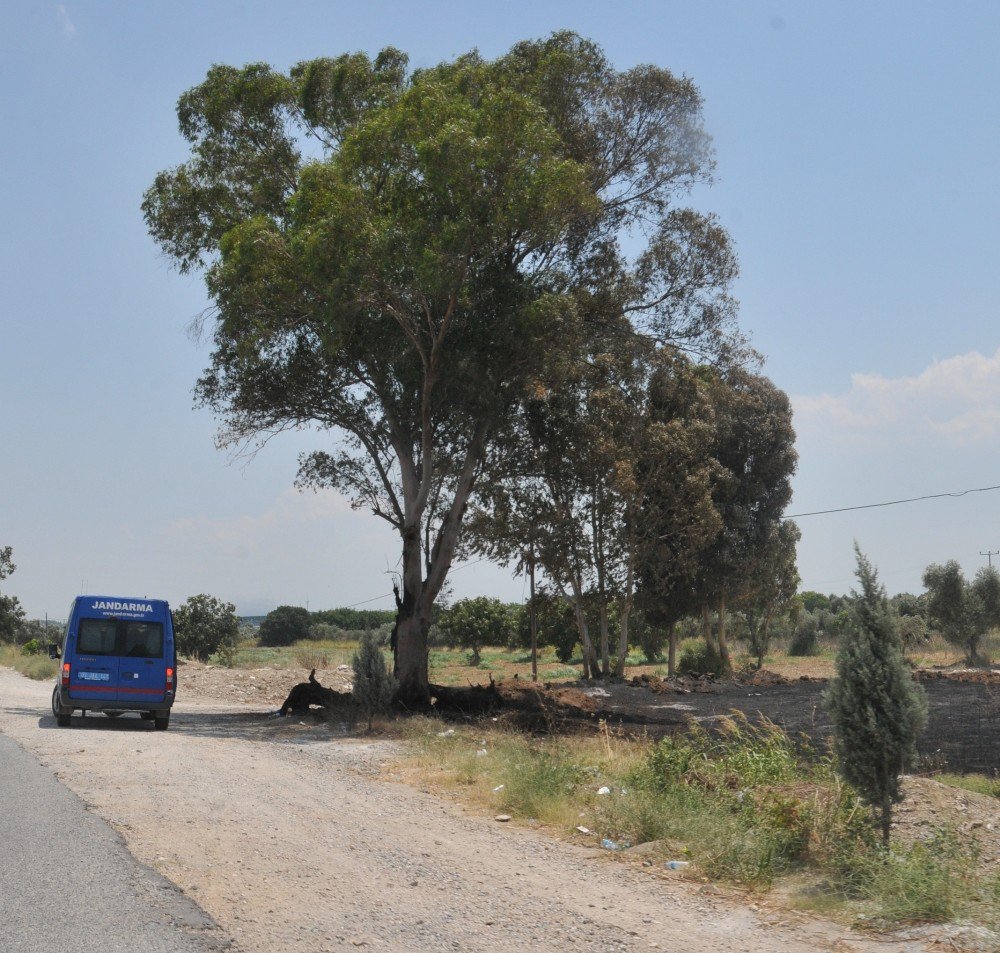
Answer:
[0,666,968,953]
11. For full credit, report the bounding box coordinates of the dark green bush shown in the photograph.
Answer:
[788,615,820,656]
[676,639,727,677]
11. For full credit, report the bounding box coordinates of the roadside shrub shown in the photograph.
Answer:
[497,748,583,819]
[635,714,873,885]
[351,631,395,731]
[0,644,55,680]
[676,639,727,677]
[788,615,820,656]
[849,830,977,924]
[21,638,45,656]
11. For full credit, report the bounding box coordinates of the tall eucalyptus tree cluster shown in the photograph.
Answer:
[145,32,785,699]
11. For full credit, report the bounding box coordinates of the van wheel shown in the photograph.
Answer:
[104,711,123,719]
[140,711,154,720]
[154,712,170,731]
[52,687,71,727]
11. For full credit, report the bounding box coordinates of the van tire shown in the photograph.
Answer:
[104,711,123,719]
[154,712,170,731]
[52,687,71,727]
[140,711,154,720]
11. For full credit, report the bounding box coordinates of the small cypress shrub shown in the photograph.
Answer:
[351,631,396,731]
[825,546,927,845]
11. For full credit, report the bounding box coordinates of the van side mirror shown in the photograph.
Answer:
[48,644,61,660]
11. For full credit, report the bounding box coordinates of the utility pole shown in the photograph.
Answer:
[528,544,538,683]
[981,549,999,569]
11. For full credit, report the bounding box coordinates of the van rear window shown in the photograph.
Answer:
[124,622,163,659]
[76,619,164,658]
[77,619,118,656]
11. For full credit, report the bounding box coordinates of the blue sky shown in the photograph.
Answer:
[3,1,1000,617]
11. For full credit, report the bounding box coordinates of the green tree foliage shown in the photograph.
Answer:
[825,547,927,845]
[310,608,395,631]
[144,33,739,703]
[0,546,25,644]
[438,597,516,666]
[736,520,801,667]
[258,605,312,647]
[788,613,821,656]
[351,631,395,731]
[922,561,998,665]
[13,618,61,649]
[523,594,578,663]
[633,353,724,676]
[799,591,832,614]
[173,594,241,663]
[694,369,797,669]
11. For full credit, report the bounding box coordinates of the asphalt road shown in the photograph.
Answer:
[0,733,230,953]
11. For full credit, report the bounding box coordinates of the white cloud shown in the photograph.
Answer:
[56,5,76,39]
[162,487,357,558]
[793,348,1000,445]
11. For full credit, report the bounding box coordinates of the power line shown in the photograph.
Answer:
[342,556,489,609]
[342,482,1000,605]
[784,482,1000,519]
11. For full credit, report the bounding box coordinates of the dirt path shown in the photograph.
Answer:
[0,667,936,953]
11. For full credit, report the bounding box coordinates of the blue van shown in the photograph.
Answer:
[49,596,177,730]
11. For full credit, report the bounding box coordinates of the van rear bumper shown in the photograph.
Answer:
[56,687,175,714]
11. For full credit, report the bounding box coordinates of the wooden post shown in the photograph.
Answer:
[528,545,538,682]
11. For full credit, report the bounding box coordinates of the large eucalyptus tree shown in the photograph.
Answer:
[144,33,738,702]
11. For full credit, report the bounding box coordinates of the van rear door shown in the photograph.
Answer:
[117,620,167,704]
[70,618,120,704]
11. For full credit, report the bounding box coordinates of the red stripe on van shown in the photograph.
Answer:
[69,685,165,696]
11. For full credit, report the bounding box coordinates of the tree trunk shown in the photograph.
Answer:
[568,577,597,679]
[717,593,731,669]
[575,606,596,680]
[612,555,635,678]
[393,423,485,707]
[613,604,629,677]
[701,605,715,653]
[598,602,610,677]
[880,792,892,846]
[394,524,431,706]
[759,608,773,668]
[667,620,677,678]
[394,609,430,706]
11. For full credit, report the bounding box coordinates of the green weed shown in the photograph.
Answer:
[0,644,57,680]
[934,773,1000,799]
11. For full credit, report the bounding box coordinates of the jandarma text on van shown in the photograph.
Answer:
[89,601,154,613]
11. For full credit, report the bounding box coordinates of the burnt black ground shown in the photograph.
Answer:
[575,676,999,774]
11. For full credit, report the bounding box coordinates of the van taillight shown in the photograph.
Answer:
[61,662,71,687]
[166,667,175,692]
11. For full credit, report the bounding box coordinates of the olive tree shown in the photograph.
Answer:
[922,560,999,666]
[173,594,240,663]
